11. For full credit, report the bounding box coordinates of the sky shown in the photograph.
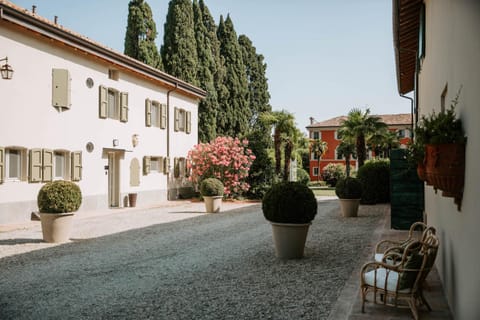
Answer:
[10,0,412,133]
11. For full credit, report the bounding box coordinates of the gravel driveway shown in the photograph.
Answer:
[0,200,385,320]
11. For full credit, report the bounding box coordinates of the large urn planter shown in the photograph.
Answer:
[37,181,82,243]
[262,181,318,260]
[339,198,361,217]
[270,222,311,259]
[203,196,222,213]
[40,213,74,243]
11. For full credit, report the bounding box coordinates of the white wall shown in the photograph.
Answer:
[0,23,199,223]
[419,1,480,318]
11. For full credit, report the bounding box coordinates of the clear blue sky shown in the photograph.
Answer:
[11,0,412,133]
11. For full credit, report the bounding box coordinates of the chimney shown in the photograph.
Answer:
[54,16,58,24]
[32,5,36,14]
[309,117,315,125]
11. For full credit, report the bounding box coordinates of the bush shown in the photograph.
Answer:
[296,168,310,185]
[37,181,82,213]
[321,163,346,187]
[308,181,327,187]
[357,159,390,204]
[262,181,317,224]
[335,177,362,199]
[200,178,224,197]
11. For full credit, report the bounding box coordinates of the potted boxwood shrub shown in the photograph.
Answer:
[335,177,362,217]
[37,180,82,243]
[200,178,224,213]
[416,90,466,209]
[262,181,317,259]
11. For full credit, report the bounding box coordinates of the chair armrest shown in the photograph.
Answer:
[374,239,404,254]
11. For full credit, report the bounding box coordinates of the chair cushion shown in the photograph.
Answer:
[374,253,384,262]
[398,251,424,289]
[363,268,411,293]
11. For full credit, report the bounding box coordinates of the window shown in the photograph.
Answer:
[313,167,319,176]
[336,147,343,160]
[313,131,320,140]
[311,151,319,160]
[397,129,411,138]
[174,107,191,133]
[146,100,167,129]
[143,156,164,175]
[334,130,340,140]
[0,147,27,182]
[54,151,70,180]
[151,102,160,127]
[99,86,128,122]
[174,157,187,178]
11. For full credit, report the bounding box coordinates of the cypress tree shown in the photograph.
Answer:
[124,0,162,69]
[161,0,199,85]
[216,15,250,137]
[193,0,218,142]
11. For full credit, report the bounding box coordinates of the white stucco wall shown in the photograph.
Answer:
[419,1,480,318]
[0,22,199,223]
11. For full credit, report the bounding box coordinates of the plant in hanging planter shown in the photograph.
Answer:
[200,178,224,213]
[405,139,427,183]
[416,88,467,209]
[262,181,317,259]
[37,180,82,243]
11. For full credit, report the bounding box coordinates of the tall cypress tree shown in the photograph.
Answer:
[124,0,162,69]
[216,15,250,137]
[193,0,218,142]
[161,0,198,85]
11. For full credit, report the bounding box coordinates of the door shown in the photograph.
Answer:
[108,152,121,207]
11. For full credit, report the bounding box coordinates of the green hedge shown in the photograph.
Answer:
[357,159,390,204]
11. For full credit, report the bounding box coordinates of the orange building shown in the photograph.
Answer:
[306,114,412,181]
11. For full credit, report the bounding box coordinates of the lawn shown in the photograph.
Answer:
[311,188,336,197]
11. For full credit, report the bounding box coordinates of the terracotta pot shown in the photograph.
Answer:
[270,222,310,259]
[416,162,427,182]
[339,198,360,217]
[203,196,222,213]
[128,193,137,207]
[40,212,74,243]
[424,143,465,197]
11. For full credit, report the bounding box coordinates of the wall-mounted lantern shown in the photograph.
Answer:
[0,57,14,80]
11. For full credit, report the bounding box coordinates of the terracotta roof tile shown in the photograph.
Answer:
[307,113,411,129]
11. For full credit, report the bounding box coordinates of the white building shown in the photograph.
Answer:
[393,0,480,318]
[0,1,205,224]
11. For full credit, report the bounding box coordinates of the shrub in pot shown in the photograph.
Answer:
[37,180,82,243]
[357,159,390,204]
[262,181,317,259]
[200,178,224,213]
[335,177,362,217]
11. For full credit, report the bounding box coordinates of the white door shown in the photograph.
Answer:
[108,152,120,207]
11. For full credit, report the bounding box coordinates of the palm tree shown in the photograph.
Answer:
[310,139,328,182]
[337,139,356,177]
[338,108,387,167]
[259,110,296,177]
[368,128,400,158]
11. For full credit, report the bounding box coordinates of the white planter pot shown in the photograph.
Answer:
[270,222,311,259]
[203,196,222,213]
[339,199,360,217]
[40,212,74,243]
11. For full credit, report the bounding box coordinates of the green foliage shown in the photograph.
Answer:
[161,0,199,85]
[262,182,317,224]
[321,163,346,187]
[357,159,390,204]
[335,177,363,199]
[200,178,224,196]
[37,181,82,213]
[296,168,310,185]
[245,128,274,199]
[124,0,162,69]
[405,139,425,168]
[216,15,250,137]
[308,181,327,187]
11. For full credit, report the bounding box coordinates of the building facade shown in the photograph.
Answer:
[393,0,480,318]
[0,1,205,224]
[305,114,412,181]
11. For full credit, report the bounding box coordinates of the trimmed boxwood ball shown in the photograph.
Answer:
[200,178,224,197]
[37,180,82,213]
[357,160,390,204]
[335,177,362,199]
[262,181,317,224]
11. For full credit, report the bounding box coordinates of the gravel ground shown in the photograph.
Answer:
[0,200,386,320]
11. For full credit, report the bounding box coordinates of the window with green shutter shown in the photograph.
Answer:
[164,157,170,174]
[71,151,82,181]
[186,111,191,134]
[174,107,179,131]
[29,149,43,182]
[0,147,4,183]
[120,92,128,122]
[143,156,151,175]
[151,101,161,128]
[42,149,53,182]
[160,104,167,129]
[145,99,152,127]
[99,85,108,119]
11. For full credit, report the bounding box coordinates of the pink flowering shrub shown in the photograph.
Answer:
[187,136,256,197]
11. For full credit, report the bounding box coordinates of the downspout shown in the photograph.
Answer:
[400,94,414,134]
[166,82,178,200]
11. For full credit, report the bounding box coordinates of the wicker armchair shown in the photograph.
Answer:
[360,233,439,320]
[374,222,436,263]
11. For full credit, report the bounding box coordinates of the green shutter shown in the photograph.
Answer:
[71,151,82,181]
[99,85,108,119]
[29,149,42,182]
[42,149,53,182]
[186,111,191,134]
[160,104,167,129]
[120,92,129,122]
[143,156,151,175]
[0,147,4,183]
[174,107,179,132]
[164,157,170,174]
[145,99,152,127]
[173,157,179,178]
